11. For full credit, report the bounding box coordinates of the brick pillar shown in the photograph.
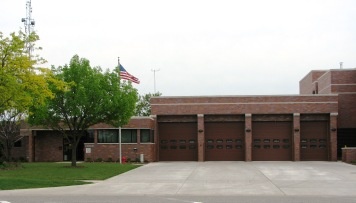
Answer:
[28,131,34,162]
[293,113,300,161]
[137,129,141,144]
[245,114,252,161]
[197,114,205,162]
[94,129,98,144]
[330,113,338,161]
[151,115,159,162]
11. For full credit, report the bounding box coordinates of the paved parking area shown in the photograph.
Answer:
[1,161,356,196]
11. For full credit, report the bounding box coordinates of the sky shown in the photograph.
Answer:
[1,0,356,96]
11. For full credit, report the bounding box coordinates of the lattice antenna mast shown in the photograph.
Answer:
[21,0,35,58]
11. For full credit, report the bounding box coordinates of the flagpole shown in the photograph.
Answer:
[118,57,122,164]
[119,126,122,164]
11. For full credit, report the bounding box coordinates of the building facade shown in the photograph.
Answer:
[12,68,356,162]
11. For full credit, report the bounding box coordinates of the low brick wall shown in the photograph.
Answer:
[342,148,356,163]
[84,143,156,162]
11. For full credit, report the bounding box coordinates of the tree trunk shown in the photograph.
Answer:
[5,140,12,162]
[71,142,77,167]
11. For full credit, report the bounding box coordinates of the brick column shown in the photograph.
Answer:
[94,130,98,144]
[197,114,205,162]
[151,115,159,162]
[293,113,300,161]
[137,129,141,144]
[245,114,252,161]
[28,131,34,162]
[330,113,338,161]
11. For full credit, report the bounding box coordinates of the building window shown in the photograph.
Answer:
[121,129,137,143]
[86,129,95,143]
[98,130,118,143]
[140,129,154,143]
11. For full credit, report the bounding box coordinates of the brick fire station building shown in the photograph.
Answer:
[14,68,356,162]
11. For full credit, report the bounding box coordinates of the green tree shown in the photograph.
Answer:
[0,31,54,161]
[135,92,161,116]
[29,55,138,166]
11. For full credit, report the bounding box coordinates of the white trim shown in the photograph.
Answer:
[152,101,338,106]
[152,94,337,98]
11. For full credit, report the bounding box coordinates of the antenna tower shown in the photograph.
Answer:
[21,0,35,58]
[151,68,160,93]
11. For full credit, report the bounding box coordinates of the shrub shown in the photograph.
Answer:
[86,158,92,162]
[106,157,113,162]
[95,158,103,162]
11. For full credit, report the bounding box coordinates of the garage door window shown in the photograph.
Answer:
[236,139,243,143]
[235,145,243,149]
[254,145,261,149]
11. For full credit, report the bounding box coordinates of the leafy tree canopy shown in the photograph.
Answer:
[29,55,138,166]
[0,31,58,161]
[135,92,161,116]
[0,31,54,114]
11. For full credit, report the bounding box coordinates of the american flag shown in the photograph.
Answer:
[119,65,140,84]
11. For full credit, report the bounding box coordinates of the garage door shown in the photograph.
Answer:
[252,122,292,161]
[205,122,245,161]
[159,122,198,161]
[300,121,328,161]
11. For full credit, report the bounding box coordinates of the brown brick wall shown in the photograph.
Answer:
[84,143,156,162]
[330,113,338,161]
[342,148,356,163]
[90,117,154,129]
[293,113,301,161]
[332,85,356,93]
[245,114,252,161]
[35,132,63,162]
[331,69,356,84]
[197,114,205,162]
[11,136,29,160]
[338,94,356,128]
[151,95,338,115]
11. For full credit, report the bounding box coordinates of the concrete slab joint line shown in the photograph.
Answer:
[251,163,287,196]
[175,162,199,194]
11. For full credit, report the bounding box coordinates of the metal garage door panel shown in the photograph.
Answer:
[252,122,292,161]
[159,123,198,161]
[205,122,245,161]
[300,121,328,161]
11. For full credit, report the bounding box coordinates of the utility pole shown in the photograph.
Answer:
[21,0,35,58]
[151,68,160,93]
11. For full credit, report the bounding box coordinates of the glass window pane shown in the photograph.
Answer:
[98,130,118,143]
[140,129,151,143]
[86,130,95,143]
[121,129,137,143]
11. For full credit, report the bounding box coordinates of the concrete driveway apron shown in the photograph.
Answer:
[1,161,356,196]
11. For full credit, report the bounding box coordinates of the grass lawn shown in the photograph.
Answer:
[0,162,140,190]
